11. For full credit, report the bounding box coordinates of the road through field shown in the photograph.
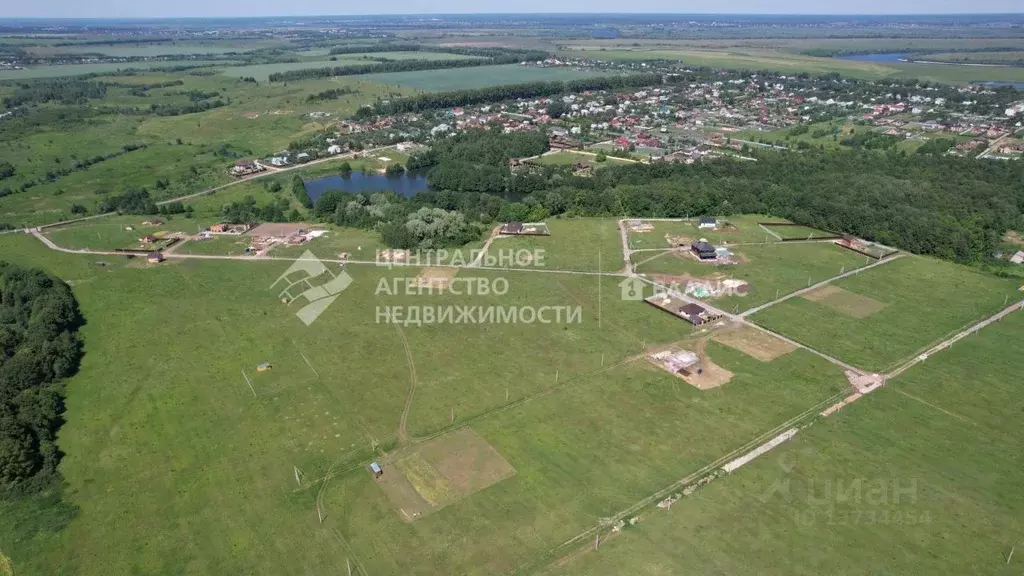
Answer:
[739,252,905,318]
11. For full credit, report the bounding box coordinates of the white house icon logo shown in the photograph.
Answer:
[619,276,646,301]
[271,250,352,326]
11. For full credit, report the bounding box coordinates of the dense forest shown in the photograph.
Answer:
[0,263,83,486]
[304,129,1024,263]
[268,55,518,82]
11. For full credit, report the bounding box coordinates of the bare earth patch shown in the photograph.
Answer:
[242,112,259,119]
[802,285,888,318]
[714,326,796,362]
[415,267,458,290]
[1004,230,1024,247]
[377,428,515,522]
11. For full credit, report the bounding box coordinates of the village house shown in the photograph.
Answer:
[230,160,264,177]
[691,239,717,260]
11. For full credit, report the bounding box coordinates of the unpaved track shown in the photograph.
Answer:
[740,253,904,318]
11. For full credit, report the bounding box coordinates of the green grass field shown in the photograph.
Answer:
[766,224,837,239]
[753,255,1021,371]
[533,150,633,167]
[626,215,787,250]
[559,46,1024,85]
[44,215,213,251]
[0,61,231,80]
[0,232,849,575]
[540,309,1024,576]
[634,242,870,312]
[485,218,625,273]
[355,64,612,91]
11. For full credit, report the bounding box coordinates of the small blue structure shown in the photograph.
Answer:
[370,462,383,477]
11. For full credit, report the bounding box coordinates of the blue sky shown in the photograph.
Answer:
[2,2,1021,18]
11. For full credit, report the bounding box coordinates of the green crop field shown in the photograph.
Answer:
[752,255,1021,372]
[634,242,870,312]
[356,64,612,91]
[540,310,1024,576]
[484,218,625,273]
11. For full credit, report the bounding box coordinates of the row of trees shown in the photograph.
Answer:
[2,78,108,108]
[369,73,663,115]
[306,87,358,103]
[0,263,83,485]
[268,56,515,82]
[323,137,1021,264]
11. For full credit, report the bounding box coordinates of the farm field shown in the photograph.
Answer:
[484,218,625,273]
[634,242,871,313]
[559,46,1024,85]
[0,231,849,575]
[355,64,612,91]
[23,41,282,57]
[326,342,848,576]
[753,255,1021,372]
[626,215,787,250]
[540,310,1024,576]
[0,61,231,80]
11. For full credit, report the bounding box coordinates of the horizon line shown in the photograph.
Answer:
[3,12,1024,20]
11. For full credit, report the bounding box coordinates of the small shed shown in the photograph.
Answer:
[256,362,272,372]
[698,217,718,229]
[370,462,383,478]
[146,252,164,264]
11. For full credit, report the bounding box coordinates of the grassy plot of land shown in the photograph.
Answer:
[0,61,231,80]
[356,64,612,91]
[765,224,837,240]
[176,235,255,256]
[558,46,1024,85]
[44,215,214,251]
[626,215,785,250]
[484,218,625,273]
[323,342,849,576]
[0,233,690,575]
[634,242,870,312]
[541,311,1024,576]
[532,150,633,167]
[752,255,1020,372]
[270,226,383,260]
[0,234,416,575]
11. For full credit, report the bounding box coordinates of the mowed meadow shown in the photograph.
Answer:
[541,308,1024,576]
[0,232,853,575]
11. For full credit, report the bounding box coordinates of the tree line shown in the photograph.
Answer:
[301,131,1022,264]
[368,72,663,115]
[0,262,83,487]
[268,56,517,82]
